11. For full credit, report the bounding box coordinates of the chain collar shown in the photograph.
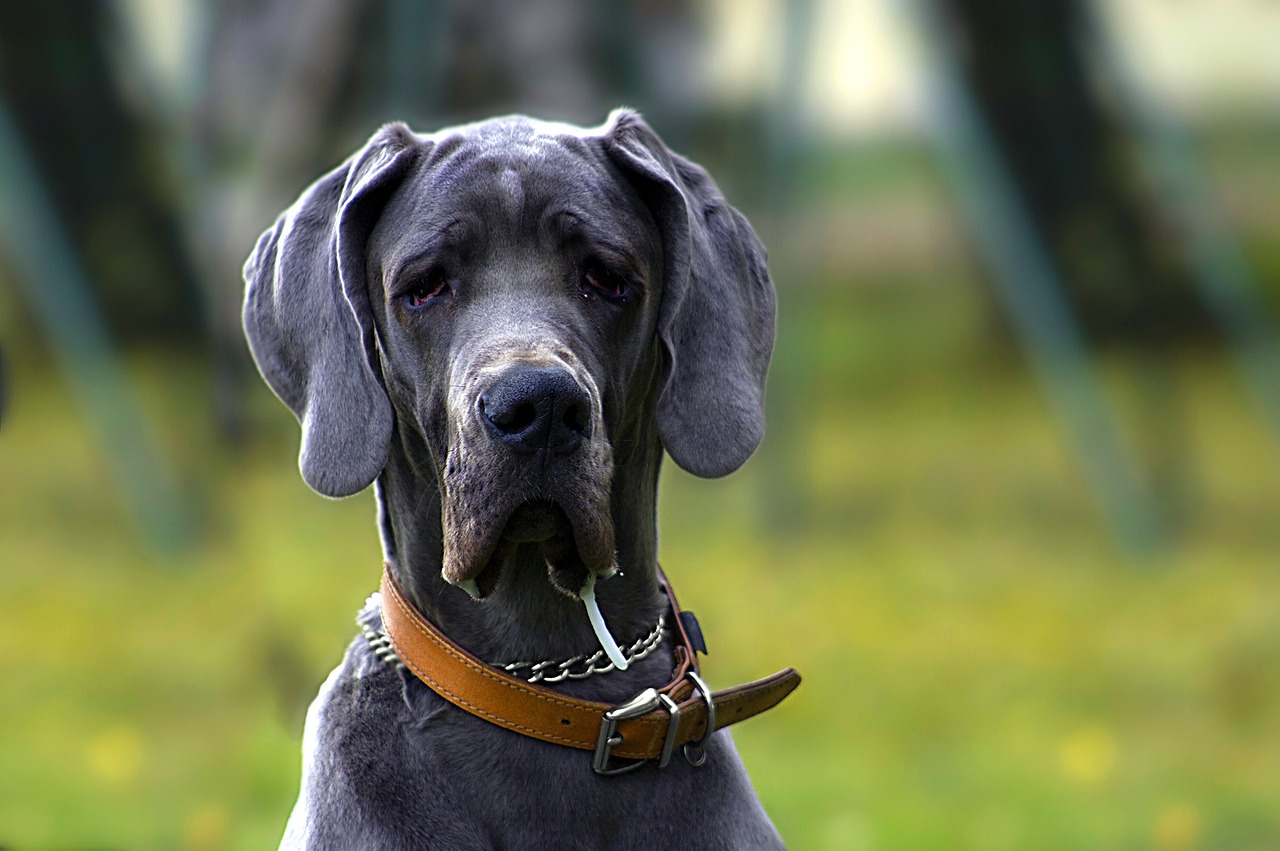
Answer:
[357,592,666,683]
[494,615,667,683]
[358,597,406,672]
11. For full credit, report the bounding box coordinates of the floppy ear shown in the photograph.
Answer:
[243,124,421,497]
[601,109,777,478]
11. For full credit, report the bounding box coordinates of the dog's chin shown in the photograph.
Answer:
[444,499,615,600]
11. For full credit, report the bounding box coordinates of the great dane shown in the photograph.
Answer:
[243,109,790,849]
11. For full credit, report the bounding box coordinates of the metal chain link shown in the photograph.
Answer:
[495,615,667,683]
[358,593,666,684]
[358,606,406,672]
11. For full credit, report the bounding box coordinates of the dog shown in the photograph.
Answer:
[243,109,795,849]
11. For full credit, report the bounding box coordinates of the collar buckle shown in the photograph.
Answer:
[592,687,683,775]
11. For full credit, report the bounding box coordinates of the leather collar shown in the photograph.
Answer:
[379,564,801,775]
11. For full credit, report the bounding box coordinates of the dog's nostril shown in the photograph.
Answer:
[562,401,589,436]
[492,401,538,435]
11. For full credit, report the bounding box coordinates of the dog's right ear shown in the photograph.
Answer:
[243,124,421,497]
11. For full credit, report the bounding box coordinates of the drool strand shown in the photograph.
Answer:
[580,572,629,670]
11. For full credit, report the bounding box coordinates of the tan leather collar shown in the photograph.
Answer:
[380,564,801,775]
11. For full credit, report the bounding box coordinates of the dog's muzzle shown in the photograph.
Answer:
[439,350,616,598]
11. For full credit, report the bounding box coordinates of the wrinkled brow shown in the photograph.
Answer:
[382,218,478,281]
[548,211,647,270]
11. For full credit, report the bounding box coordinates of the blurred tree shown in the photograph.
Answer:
[0,1,203,340]
[938,0,1203,344]
[935,0,1202,534]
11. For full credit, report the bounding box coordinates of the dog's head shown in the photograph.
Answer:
[243,110,774,598]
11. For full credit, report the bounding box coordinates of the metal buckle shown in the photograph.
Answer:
[682,671,715,767]
[592,687,682,775]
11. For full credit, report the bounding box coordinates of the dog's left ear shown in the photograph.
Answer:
[601,109,777,478]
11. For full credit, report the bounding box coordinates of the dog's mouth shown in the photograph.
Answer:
[442,497,631,668]
[497,500,608,598]
[442,497,616,600]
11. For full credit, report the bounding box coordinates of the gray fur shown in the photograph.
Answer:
[603,112,776,478]
[244,110,782,849]
[244,123,421,497]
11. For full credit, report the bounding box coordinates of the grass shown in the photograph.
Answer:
[3,278,1278,850]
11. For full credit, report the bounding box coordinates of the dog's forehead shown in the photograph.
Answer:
[436,118,597,179]
[424,113,608,163]
[382,117,646,241]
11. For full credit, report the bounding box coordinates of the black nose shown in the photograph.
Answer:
[479,366,591,454]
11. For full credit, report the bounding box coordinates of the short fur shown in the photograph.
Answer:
[244,110,781,850]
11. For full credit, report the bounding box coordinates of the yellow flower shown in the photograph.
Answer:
[1058,725,1116,785]
[85,726,144,786]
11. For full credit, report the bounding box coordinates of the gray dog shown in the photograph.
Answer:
[243,109,792,849]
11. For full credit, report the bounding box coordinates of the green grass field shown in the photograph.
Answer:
[3,276,1278,850]
[5,125,1280,849]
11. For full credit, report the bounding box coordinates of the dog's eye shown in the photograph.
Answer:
[405,269,450,308]
[581,261,627,300]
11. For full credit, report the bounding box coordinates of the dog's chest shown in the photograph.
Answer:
[299,654,783,849]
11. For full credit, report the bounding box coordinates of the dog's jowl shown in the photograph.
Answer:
[244,109,799,850]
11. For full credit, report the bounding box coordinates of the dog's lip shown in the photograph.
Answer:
[499,501,563,545]
[544,506,616,600]
[451,499,614,600]
[563,505,616,576]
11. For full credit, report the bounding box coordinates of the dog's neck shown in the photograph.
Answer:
[375,433,667,669]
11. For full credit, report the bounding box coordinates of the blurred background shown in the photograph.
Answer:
[2,0,1278,848]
